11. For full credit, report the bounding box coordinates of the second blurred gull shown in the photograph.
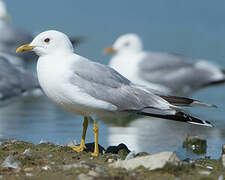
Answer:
[104,33,225,96]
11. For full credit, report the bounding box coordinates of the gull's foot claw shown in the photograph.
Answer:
[69,145,86,152]
[91,152,99,157]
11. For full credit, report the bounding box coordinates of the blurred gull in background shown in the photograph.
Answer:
[0,0,84,68]
[104,33,225,96]
[0,0,36,67]
[0,55,40,106]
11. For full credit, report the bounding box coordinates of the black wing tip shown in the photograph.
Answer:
[188,120,214,128]
[134,110,214,128]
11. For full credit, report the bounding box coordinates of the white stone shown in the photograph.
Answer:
[23,148,31,155]
[198,171,211,175]
[41,165,51,171]
[2,155,20,169]
[26,173,33,177]
[88,170,99,177]
[62,163,88,171]
[110,151,180,170]
[77,173,94,180]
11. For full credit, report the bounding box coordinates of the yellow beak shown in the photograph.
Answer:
[103,46,117,54]
[16,44,35,53]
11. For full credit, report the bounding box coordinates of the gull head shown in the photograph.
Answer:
[16,30,74,56]
[0,0,10,22]
[104,33,143,54]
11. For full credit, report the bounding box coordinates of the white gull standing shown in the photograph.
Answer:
[104,33,225,96]
[17,30,215,157]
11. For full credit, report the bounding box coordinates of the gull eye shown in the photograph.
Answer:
[44,38,50,43]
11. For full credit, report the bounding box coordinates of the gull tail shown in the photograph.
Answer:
[135,111,214,127]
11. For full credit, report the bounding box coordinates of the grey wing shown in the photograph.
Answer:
[138,52,225,94]
[0,23,37,61]
[70,58,174,114]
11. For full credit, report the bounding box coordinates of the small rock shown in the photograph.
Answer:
[24,167,33,172]
[23,148,31,155]
[107,158,115,163]
[47,154,53,158]
[42,165,51,171]
[77,173,94,180]
[206,165,213,170]
[198,170,211,175]
[222,154,225,168]
[2,155,20,169]
[0,175,2,179]
[95,166,104,173]
[106,143,130,154]
[62,163,88,170]
[26,173,33,177]
[13,168,21,173]
[88,170,99,177]
[218,175,224,180]
[110,151,180,170]
[183,135,207,154]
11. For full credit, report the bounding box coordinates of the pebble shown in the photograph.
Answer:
[206,165,213,170]
[2,155,20,169]
[62,163,88,171]
[77,173,94,180]
[95,166,103,173]
[88,170,99,177]
[218,175,224,180]
[23,148,31,155]
[111,151,180,170]
[107,158,115,163]
[42,165,51,171]
[13,168,21,173]
[47,154,53,158]
[198,170,211,175]
[26,173,33,177]
[24,167,33,172]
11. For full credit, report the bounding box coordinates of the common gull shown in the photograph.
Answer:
[104,33,225,96]
[17,30,215,156]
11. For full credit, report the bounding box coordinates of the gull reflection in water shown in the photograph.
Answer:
[107,116,224,159]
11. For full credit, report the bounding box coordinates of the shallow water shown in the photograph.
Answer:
[1,0,225,159]
[0,91,224,160]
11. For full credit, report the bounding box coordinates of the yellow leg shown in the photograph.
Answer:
[91,121,99,157]
[70,116,88,152]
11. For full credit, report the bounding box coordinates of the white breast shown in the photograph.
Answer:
[37,54,117,117]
